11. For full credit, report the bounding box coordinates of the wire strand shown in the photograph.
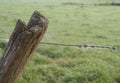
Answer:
[0,38,119,50]
[40,42,119,50]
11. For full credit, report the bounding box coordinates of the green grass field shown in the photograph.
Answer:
[0,0,120,83]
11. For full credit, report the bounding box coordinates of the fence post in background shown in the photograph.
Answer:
[0,11,48,83]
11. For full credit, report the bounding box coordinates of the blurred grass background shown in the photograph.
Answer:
[0,0,120,83]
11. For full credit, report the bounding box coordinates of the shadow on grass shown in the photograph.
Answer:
[0,41,6,49]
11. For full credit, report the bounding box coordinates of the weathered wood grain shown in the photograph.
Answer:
[0,11,48,83]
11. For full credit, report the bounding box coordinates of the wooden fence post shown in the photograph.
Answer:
[0,11,48,83]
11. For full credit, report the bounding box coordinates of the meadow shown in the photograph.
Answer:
[0,0,120,83]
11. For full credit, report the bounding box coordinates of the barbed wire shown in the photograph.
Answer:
[40,42,119,50]
[0,37,119,50]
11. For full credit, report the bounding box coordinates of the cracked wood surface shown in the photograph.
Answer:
[0,11,48,83]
